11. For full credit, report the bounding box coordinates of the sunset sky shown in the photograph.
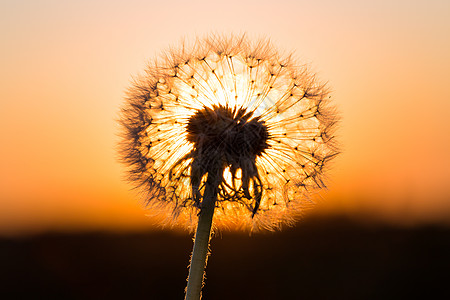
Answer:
[1,0,450,236]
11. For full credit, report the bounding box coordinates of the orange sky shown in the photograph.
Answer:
[1,0,450,236]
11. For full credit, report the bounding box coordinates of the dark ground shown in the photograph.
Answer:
[1,216,449,299]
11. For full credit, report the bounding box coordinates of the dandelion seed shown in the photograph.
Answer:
[119,34,339,299]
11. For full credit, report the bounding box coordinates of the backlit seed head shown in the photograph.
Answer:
[119,35,339,231]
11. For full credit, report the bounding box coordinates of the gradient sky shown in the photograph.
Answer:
[1,0,450,235]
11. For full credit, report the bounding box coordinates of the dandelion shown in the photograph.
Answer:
[119,34,339,299]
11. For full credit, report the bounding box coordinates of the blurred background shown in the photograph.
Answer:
[1,0,449,298]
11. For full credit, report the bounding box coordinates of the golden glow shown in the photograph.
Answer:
[1,0,450,235]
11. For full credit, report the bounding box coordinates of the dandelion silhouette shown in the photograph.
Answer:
[119,35,339,299]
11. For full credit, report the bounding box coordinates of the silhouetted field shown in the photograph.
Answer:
[1,216,449,299]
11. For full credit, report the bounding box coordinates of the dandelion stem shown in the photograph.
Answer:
[185,174,218,300]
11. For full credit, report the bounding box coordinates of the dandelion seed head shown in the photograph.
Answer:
[119,35,339,231]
